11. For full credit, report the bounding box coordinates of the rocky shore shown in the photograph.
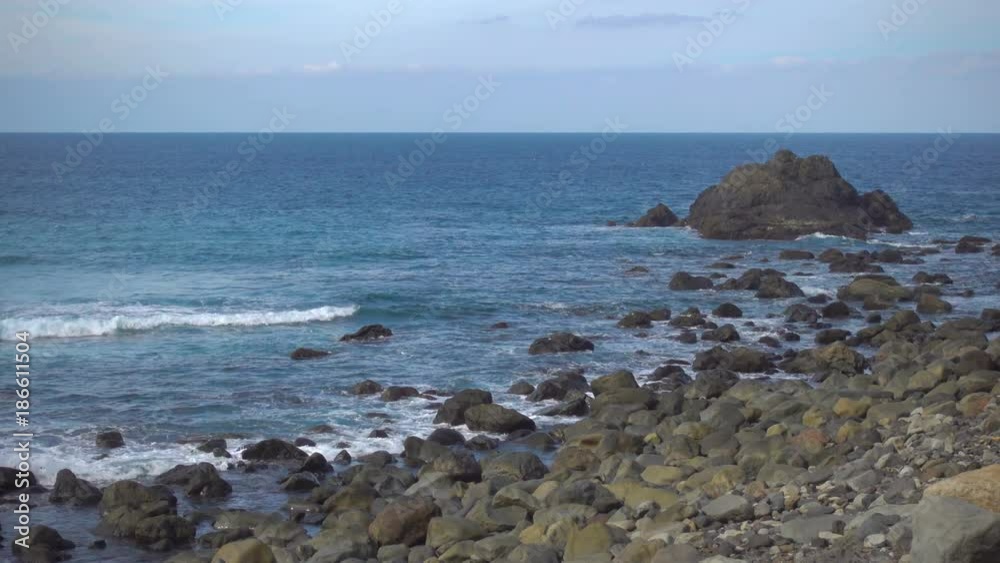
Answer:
[3,153,999,563]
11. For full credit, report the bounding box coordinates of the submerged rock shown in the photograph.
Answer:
[289,347,330,360]
[685,150,912,240]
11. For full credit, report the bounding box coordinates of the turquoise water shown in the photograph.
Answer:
[1,134,998,555]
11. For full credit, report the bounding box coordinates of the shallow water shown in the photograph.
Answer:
[1,133,998,560]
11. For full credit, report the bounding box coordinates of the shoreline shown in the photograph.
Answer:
[3,234,999,563]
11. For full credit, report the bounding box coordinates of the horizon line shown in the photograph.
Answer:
[1,130,996,135]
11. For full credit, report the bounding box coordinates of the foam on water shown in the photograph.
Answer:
[0,304,359,340]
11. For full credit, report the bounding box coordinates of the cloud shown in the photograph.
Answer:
[303,61,340,74]
[576,13,706,29]
[464,14,510,25]
[770,56,809,67]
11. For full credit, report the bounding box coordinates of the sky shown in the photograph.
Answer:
[1,0,998,132]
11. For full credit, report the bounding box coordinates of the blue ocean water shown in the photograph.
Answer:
[1,133,999,559]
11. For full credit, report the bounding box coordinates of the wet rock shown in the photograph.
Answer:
[96,430,125,449]
[210,538,274,563]
[917,293,953,314]
[527,369,590,401]
[592,369,638,396]
[685,369,739,399]
[685,150,911,240]
[350,380,384,395]
[464,404,536,434]
[822,301,851,319]
[712,303,743,318]
[433,389,492,425]
[380,386,420,401]
[618,311,654,329]
[528,332,595,355]
[669,272,714,291]
[241,439,308,462]
[956,236,988,253]
[507,380,534,395]
[786,303,819,323]
[289,347,329,360]
[913,271,953,284]
[693,346,773,372]
[340,324,393,342]
[628,203,679,227]
[49,468,102,506]
[780,249,816,260]
[481,452,547,481]
[426,428,465,446]
[815,328,851,345]
[99,480,194,550]
[333,450,352,465]
[11,524,75,562]
[156,462,232,498]
[756,274,805,298]
[702,324,740,343]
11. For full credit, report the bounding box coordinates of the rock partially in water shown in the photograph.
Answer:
[96,430,125,449]
[340,324,393,342]
[464,404,536,434]
[528,332,594,355]
[49,468,102,506]
[628,203,679,227]
[685,150,912,240]
[289,347,330,360]
[669,272,714,291]
[241,439,308,462]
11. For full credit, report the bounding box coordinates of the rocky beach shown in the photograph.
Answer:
[3,150,999,563]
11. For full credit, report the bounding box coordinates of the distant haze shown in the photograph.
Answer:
[1,0,998,132]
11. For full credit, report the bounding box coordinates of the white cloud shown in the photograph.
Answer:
[303,61,340,74]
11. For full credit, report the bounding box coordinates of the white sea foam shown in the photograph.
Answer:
[0,304,359,340]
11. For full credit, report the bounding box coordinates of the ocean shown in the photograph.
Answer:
[1,133,998,560]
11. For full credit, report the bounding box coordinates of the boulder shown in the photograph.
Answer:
[155,462,232,498]
[528,369,590,401]
[779,249,815,260]
[628,203,679,227]
[210,538,275,563]
[528,332,594,355]
[433,389,492,425]
[925,465,1000,513]
[618,311,654,329]
[368,495,440,547]
[49,468,102,506]
[240,439,308,462]
[464,404,536,434]
[350,380,383,395]
[911,496,1000,563]
[712,303,743,318]
[381,386,420,401]
[97,430,125,449]
[917,293,953,314]
[684,150,911,240]
[289,347,329,360]
[481,452,547,481]
[10,524,75,562]
[340,324,392,342]
[756,275,805,298]
[669,272,713,291]
[693,346,773,372]
[591,370,638,396]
